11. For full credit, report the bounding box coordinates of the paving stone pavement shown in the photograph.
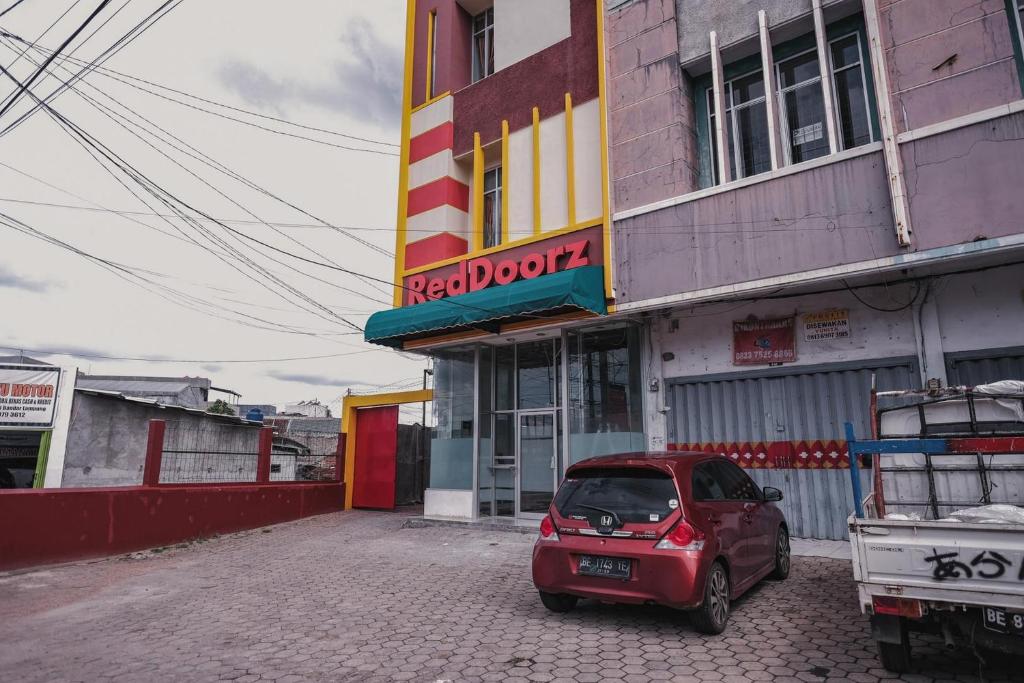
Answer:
[0,510,1016,683]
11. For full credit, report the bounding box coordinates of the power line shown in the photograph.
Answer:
[0,0,113,120]
[0,64,372,335]
[2,1,82,75]
[0,28,399,148]
[0,0,181,135]
[0,0,29,20]
[0,36,397,269]
[0,344,378,363]
[0,210,372,340]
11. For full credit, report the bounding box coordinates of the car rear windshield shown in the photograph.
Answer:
[554,467,679,524]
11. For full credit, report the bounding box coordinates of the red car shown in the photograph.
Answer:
[532,452,790,633]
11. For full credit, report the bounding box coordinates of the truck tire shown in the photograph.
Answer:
[877,637,912,673]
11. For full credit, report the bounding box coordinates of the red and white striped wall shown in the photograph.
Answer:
[405,96,471,269]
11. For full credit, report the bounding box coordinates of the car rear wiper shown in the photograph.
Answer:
[577,504,623,528]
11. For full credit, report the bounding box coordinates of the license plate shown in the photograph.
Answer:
[983,607,1024,637]
[578,555,631,579]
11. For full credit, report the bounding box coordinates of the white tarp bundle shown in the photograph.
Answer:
[946,503,1024,525]
[974,380,1024,421]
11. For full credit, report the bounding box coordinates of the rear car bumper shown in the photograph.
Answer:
[531,535,709,609]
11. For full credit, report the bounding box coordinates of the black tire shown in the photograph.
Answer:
[538,591,578,613]
[690,561,730,634]
[769,526,791,580]
[877,636,912,673]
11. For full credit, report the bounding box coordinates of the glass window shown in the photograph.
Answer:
[430,350,475,490]
[706,71,772,184]
[517,339,560,410]
[567,327,645,464]
[493,344,514,411]
[483,166,502,249]
[776,50,830,164]
[692,463,727,501]
[829,33,874,150]
[554,467,678,524]
[471,8,494,83]
[709,461,761,501]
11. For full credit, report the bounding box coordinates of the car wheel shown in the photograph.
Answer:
[690,561,729,634]
[877,636,912,673]
[769,526,791,580]
[538,591,578,613]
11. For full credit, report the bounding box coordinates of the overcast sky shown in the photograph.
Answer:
[0,0,428,416]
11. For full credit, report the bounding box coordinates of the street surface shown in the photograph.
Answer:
[0,511,1015,682]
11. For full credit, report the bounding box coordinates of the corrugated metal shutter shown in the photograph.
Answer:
[667,360,919,540]
[946,348,1024,386]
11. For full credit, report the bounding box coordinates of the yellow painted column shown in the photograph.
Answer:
[595,0,615,300]
[564,92,577,228]
[501,120,510,244]
[392,0,417,307]
[424,10,436,102]
[473,131,484,251]
[532,106,541,234]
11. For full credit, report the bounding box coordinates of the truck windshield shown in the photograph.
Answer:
[554,467,678,524]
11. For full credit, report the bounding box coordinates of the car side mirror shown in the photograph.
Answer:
[763,486,783,502]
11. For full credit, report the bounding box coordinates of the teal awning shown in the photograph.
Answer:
[365,265,607,348]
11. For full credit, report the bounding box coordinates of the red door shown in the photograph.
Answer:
[352,405,399,510]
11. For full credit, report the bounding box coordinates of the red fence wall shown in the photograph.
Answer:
[0,482,345,571]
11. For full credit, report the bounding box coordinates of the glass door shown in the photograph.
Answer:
[517,411,558,517]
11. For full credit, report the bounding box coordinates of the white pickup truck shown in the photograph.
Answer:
[847,383,1024,672]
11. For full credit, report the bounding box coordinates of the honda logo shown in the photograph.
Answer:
[600,515,613,527]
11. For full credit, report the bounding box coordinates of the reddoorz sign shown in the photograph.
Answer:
[402,225,604,306]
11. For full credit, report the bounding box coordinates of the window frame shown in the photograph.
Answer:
[698,18,880,189]
[705,66,770,184]
[774,45,830,165]
[471,8,495,83]
[482,165,502,249]
[826,30,876,151]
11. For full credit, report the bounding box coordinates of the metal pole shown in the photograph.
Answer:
[142,419,166,487]
[845,422,865,518]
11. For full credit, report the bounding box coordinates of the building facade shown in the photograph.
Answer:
[366,0,1024,537]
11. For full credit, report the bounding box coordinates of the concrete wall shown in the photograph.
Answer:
[62,393,259,488]
[676,0,813,64]
[655,284,919,378]
[608,0,699,211]
[612,148,900,304]
[0,482,345,571]
[494,0,571,72]
[878,0,1022,132]
[501,98,602,238]
[650,263,1024,379]
[901,111,1024,251]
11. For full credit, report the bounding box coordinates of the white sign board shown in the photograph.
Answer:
[0,364,62,428]
[803,309,850,342]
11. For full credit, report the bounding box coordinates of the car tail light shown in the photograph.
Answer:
[539,515,560,542]
[872,596,924,619]
[654,519,705,551]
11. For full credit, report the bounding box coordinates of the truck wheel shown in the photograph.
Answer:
[877,638,912,673]
[768,526,790,580]
[690,562,730,634]
[538,591,577,613]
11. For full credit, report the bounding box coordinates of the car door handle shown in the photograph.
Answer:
[707,516,722,526]
[742,515,754,524]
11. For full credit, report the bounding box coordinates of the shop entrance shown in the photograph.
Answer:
[479,339,562,519]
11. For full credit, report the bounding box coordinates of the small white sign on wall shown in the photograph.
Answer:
[803,309,850,342]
